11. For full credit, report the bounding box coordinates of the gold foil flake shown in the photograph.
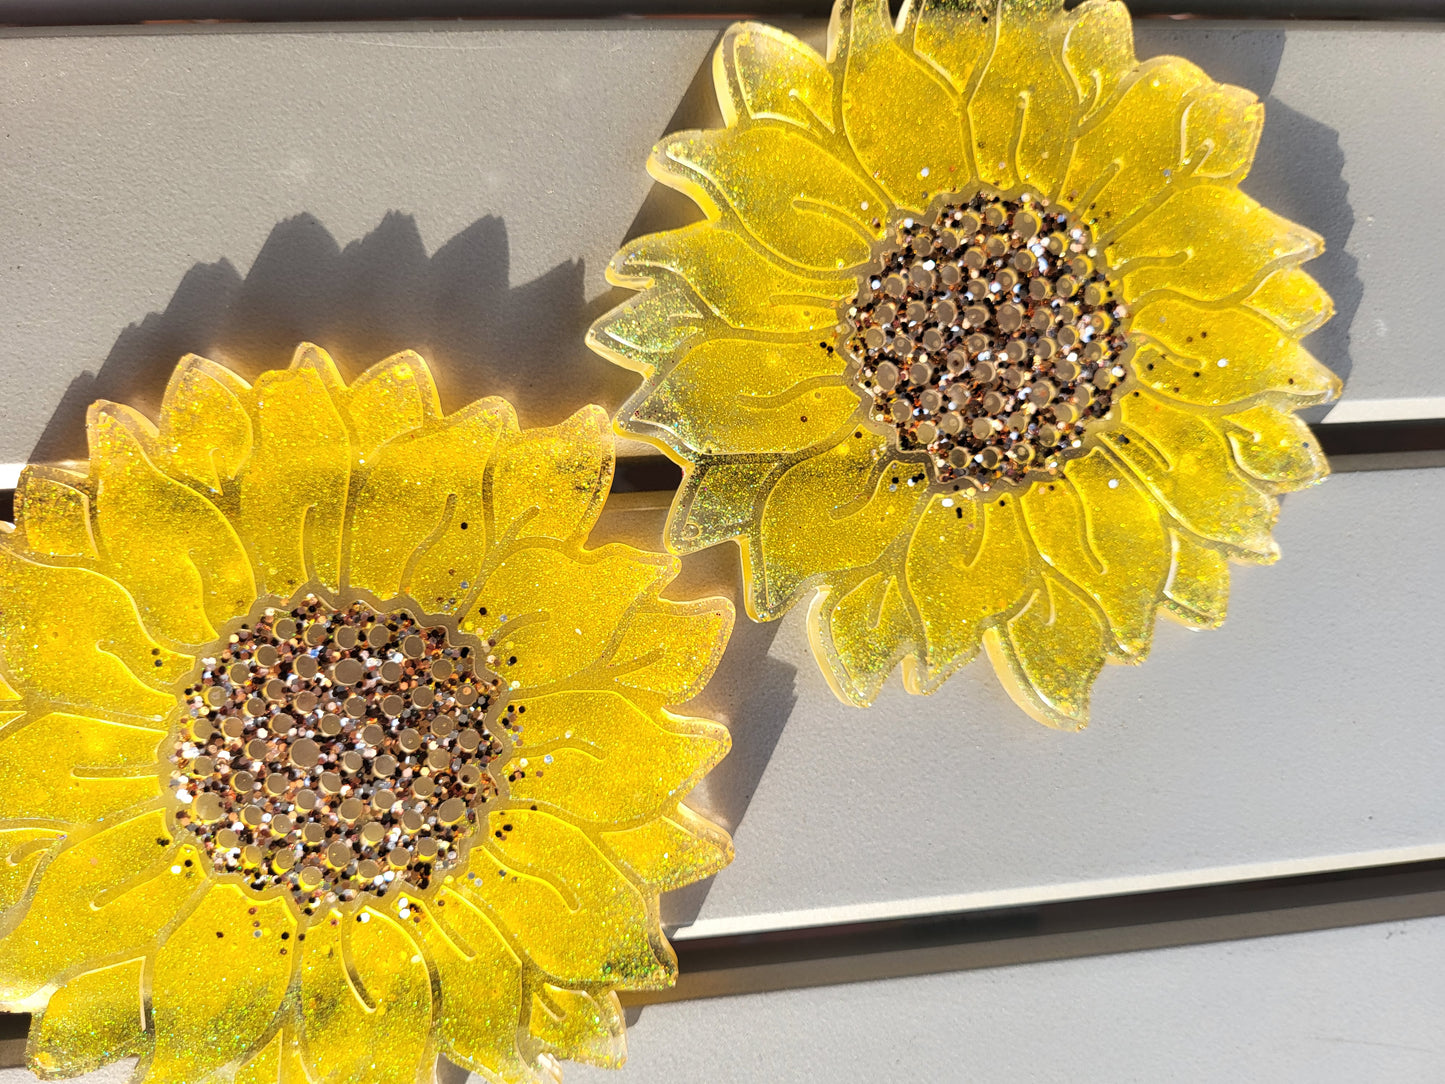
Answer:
[0,345,736,1084]
[588,0,1339,727]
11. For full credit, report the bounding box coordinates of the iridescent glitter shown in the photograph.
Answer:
[170,596,503,907]
[842,192,1133,490]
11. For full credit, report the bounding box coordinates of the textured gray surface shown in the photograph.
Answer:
[567,918,1445,1083]
[623,467,1445,936]
[0,19,1439,469]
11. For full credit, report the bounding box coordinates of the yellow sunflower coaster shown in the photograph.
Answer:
[588,0,1339,728]
[0,344,734,1084]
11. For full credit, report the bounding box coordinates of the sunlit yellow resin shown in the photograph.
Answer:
[0,345,735,1083]
[589,0,1338,727]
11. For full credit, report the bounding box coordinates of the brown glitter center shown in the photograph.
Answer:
[168,595,504,908]
[841,192,1133,490]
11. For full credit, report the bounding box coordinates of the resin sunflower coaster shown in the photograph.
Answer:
[588,0,1339,728]
[0,344,734,1084]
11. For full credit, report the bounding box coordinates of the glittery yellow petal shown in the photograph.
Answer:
[13,467,97,560]
[490,405,615,546]
[233,1028,312,1084]
[1103,392,1279,562]
[626,337,861,457]
[236,345,351,595]
[912,0,995,98]
[601,806,733,894]
[1244,266,1334,336]
[0,810,204,1009]
[665,458,778,555]
[754,430,926,618]
[984,574,1108,730]
[904,494,1035,685]
[88,403,257,646]
[1221,403,1330,493]
[961,0,1076,193]
[1021,451,1169,659]
[1061,0,1135,123]
[502,691,728,826]
[617,223,853,333]
[651,126,878,272]
[409,889,531,1082]
[476,546,673,690]
[346,397,509,603]
[603,599,733,704]
[342,350,441,460]
[808,571,918,706]
[28,957,146,1080]
[715,22,836,134]
[587,276,707,383]
[298,907,432,1084]
[531,985,625,1069]
[1108,185,1321,305]
[1062,61,1260,233]
[1131,297,1340,407]
[0,547,191,722]
[0,713,162,826]
[0,828,62,913]
[147,884,295,1084]
[154,354,254,494]
[1162,531,1229,629]
[466,809,672,989]
[835,0,969,210]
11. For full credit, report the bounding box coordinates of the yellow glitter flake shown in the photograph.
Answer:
[589,0,1339,728]
[0,345,735,1084]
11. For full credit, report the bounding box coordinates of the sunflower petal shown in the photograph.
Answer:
[912,0,995,96]
[342,350,441,460]
[147,884,295,1084]
[476,546,673,689]
[410,888,530,1082]
[836,0,969,209]
[502,691,728,826]
[1061,0,1135,122]
[1243,266,1334,336]
[531,985,625,1068]
[754,430,926,618]
[298,906,432,1084]
[14,467,97,560]
[604,599,733,705]
[628,338,859,459]
[809,572,917,706]
[1221,403,1330,492]
[1104,392,1279,562]
[964,0,1074,193]
[1022,450,1169,658]
[1130,297,1340,407]
[1163,531,1229,628]
[985,575,1107,729]
[0,713,162,826]
[0,809,204,1008]
[1063,60,1260,232]
[346,397,509,603]
[88,403,257,646]
[716,22,836,134]
[0,547,190,722]
[237,346,352,595]
[667,459,779,555]
[1108,185,1321,305]
[587,276,706,382]
[491,406,616,546]
[904,494,1035,684]
[155,354,254,494]
[652,125,878,272]
[29,957,146,1079]
[465,809,671,989]
[617,222,852,333]
[601,806,733,894]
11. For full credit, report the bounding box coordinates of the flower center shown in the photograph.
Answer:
[841,193,1132,490]
[169,596,504,909]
